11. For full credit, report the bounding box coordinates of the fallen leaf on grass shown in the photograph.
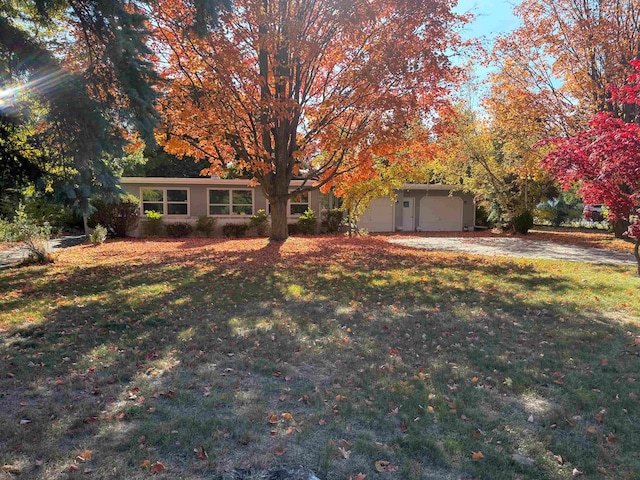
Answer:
[350,474,366,480]
[471,451,484,460]
[338,447,350,459]
[76,450,92,462]
[69,464,80,472]
[0,465,22,474]
[586,425,598,434]
[374,461,396,472]
[572,467,583,476]
[194,446,208,460]
[150,462,165,474]
[339,439,352,450]
[274,447,287,456]
[268,413,279,424]
[140,460,150,468]
[281,412,293,421]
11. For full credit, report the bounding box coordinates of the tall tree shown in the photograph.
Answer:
[539,62,640,272]
[153,0,465,240]
[431,103,553,224]
[0,0,227,214]
[490,0,640,135]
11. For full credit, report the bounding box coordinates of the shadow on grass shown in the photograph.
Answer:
[0,236,638,479]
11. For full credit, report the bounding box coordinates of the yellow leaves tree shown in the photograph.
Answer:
[433,103,553,224]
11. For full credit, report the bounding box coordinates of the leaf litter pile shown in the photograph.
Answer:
[0,236,639,479]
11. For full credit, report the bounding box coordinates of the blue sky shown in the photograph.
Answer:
[454,0,521,43]
[451,0,522,98]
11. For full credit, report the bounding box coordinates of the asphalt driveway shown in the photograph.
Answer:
[388,236,636,266]
[0,235,86,269]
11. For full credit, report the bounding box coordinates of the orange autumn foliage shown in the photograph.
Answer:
[151,0,467,239]
[490,0,640,134]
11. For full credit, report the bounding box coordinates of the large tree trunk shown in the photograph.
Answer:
[269,194,289,241]
[634,240,640,277]
[613,219,629,238]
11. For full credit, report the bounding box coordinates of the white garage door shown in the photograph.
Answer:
[358,198,394,232]
[419,197,463,231]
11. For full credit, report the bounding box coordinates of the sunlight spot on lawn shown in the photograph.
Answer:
[335,305,356,315]
[286,284,305,298]
[228,316,274,337]
[177,327,195,341]
[520,392,552,416]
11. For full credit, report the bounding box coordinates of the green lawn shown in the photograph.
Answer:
[0,236,638,479]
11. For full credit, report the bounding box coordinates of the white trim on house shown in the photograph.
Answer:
[400,184,456,191]
[121,177,313,187]
[140,186,191,217]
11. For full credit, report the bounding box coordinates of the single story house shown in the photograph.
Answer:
[119,177,474,235]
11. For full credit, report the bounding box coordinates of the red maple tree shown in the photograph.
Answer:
[539,61,640,273]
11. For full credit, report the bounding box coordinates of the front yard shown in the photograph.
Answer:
[0,236,638,479]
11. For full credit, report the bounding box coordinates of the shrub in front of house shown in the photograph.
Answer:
[195,216,217,237]
[222,223,249,238]
[90,194,140,237]
[512,210,534,234]
[287,223,300,235]
[166,222,193,238]
[7,204,53,263]
[90,224,108,244]
[142,211,164,237]
[297,209,317,234]
[249,209,269,236]
[321,208,343,234]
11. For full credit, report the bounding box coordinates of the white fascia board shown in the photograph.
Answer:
[120,177,308,187]
[400,184,458,191]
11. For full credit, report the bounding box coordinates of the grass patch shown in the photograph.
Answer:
[0,236,638,479]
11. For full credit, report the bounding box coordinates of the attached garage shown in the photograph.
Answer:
[358,198,395,232]
[355,185,473,233]
[418,196,463,231]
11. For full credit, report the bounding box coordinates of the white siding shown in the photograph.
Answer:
[419,197,463,231]
[358,198,394,232]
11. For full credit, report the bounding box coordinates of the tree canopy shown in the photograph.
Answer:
[153,0,466,240]
[490,0,640,135]
[540,61,640,271]
[0,0,230,214]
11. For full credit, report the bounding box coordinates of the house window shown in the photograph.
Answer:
[141,188,189,215]
[266,191,310,216]
[289,192,309,215]
[209,189,253,215]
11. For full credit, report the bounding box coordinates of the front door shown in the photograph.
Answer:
[402,197,415,231]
